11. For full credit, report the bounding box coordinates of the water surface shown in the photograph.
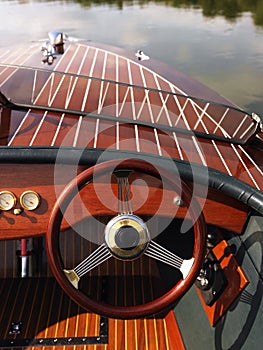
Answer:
[0,0,263,113]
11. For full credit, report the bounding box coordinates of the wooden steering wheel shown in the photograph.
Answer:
[47,159,206,319]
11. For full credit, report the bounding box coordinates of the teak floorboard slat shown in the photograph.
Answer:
[0,278,184,350]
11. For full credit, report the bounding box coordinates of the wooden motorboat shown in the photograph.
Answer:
[0,32,262,349]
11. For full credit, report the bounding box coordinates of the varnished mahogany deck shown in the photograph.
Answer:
[0,277,185,350]
[0,41,262,192]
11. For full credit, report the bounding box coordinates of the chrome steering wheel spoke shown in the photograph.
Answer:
[144,240,194,280]
[64,243,112,289]
[115,170,133,215]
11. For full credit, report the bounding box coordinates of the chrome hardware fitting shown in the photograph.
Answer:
[135,50,150,61]
[104,214,150,260]
[9,321,22,335]
[252,113,263,132]
[173,196,184,207]
[195,251,228,306]
[41,31,65,65]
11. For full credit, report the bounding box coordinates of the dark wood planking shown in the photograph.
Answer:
[0,278,185,350]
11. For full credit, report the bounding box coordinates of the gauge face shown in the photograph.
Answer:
[20,191,40,211]
[0,191,16,211]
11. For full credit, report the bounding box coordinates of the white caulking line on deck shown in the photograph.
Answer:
[144,319,149,350]
[7,109,31,146]
[74,307,80,340]
[30,280,49,349]
[172,94,208,165]
[124,319,128,350]
[118,85,130,116]
[0,47,27,68]
[24,279,41,337]
[154,128,162,156]
[153,318,160,350]
[238,145,263,183]
[29,111,48,146]
[0,47,39,87]
[47,73,55,106]
[153,75,172,127]
[232,113,247,138]
[183,97,231,169]
[192,100,228,136]
[113,318,117,350]
[155,93,171,125]
[81,48,99,112]
[213,107,229,133]
[90,44,188,99]
[51,113,65,146]
[0,49,11,60]
[173,132,184,160]
[127,60,136,121]
[48,45,80,108]
[193,101,231,139]
[115,55,120,150]
[70,43,235,143]
[135,90,149,120]
[18,281,35,338]
[211,140,232,176]
[192,102,210,132]
[73,116,83,147]
[98,82,110,114]
[32,73,50,104]
[53,44,74,72]
[93,118,100,148]
[192,136,207,166]
[33,44,73,105]
[239,121,255,140]
[3,281,26,338]
[231,144,260,190]
[163,318,171,350]
[134,319,139,350]
[31,70,38,103]
[116,121,119,150]
[173,95,189,129]
[98,51,108,114]
[115,55,119,117]
[139,65,154,123]
[65,75,76,107]
[134,124,140,152]
[65,46,88,109]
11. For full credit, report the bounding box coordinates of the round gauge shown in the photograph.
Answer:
[20,191,41,211]
[0,191,16,211]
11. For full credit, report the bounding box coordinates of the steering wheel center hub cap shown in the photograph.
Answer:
[105,214,149,260]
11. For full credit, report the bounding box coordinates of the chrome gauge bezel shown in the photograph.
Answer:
[0,191,17,211]
[20,190,41,211]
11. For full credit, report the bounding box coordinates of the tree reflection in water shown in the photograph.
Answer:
[75,0,263,27]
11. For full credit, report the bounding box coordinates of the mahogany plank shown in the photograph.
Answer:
[0,277,185,350]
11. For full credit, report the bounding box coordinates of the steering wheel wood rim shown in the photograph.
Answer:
[47,159,206,319]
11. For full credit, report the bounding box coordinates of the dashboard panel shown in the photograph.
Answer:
[0,163,248,240]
